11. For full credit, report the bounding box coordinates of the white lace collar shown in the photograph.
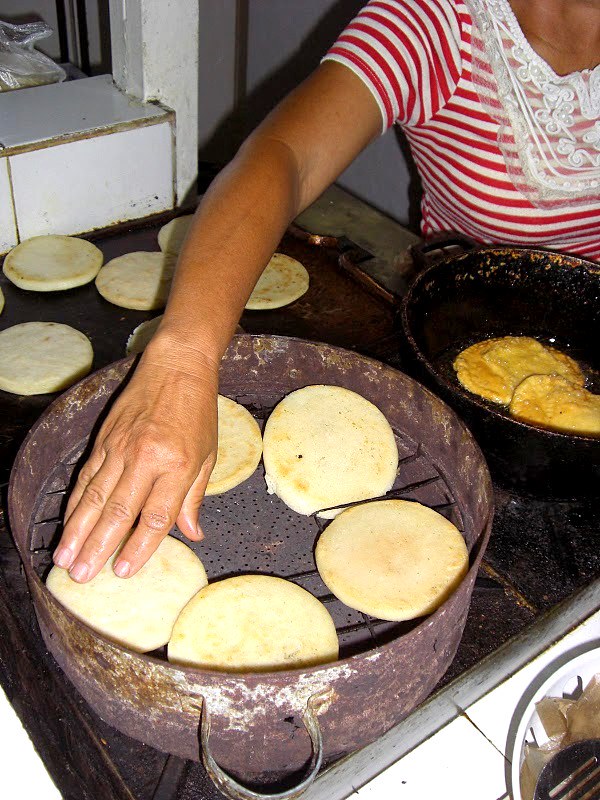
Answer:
[465,0,600,207]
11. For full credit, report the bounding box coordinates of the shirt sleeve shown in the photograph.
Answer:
[322,0,465,131]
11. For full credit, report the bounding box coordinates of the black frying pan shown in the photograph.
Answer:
[400,241,600,498]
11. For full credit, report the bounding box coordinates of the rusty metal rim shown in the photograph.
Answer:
[6,332,496,785]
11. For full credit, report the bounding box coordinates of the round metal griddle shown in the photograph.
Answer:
[401,245,600,499]
[9,334,493,792]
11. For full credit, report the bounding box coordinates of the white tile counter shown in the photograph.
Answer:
[0,75,175,250]
[0,75,168,151]
[356,714,508,799]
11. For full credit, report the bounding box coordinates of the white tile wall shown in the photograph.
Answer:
[0,155,18,253]
[9,122,174,239]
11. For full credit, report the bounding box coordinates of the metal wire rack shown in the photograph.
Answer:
[27,406,468,660]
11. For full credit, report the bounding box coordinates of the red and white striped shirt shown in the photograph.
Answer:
[323,0,600,260]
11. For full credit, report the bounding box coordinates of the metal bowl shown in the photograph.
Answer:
[9,335,493,792]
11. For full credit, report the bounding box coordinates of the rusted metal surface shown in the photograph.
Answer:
[288,223,397,306]
[401,246,600,497]
[9,335,492,785]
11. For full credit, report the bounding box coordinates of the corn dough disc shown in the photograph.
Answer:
[0,286,4,314]
[46,536,208,653]
[262,384,398,518]
[509,374,600,436]
[126,315,163,355]
[125,317,245,356]
[3,235,103,291]
[158,215,194,255]
[168,574,339,671]
[95,251,177,310]
[453,336,584,405]
[205,395,263,495]
[315,500,469,621]
[0,322,93,395]
[245,253,309,310]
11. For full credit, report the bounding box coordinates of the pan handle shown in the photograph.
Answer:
[199,692,327,800]
[410,231,478,272]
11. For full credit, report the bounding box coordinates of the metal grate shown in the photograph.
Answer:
[27,399,467,661]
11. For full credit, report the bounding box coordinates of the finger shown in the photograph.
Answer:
[66,464,159,583]
[54,455,123,571]
[63,447,106,523]
[176,456,216,540]
[113,476,190,578]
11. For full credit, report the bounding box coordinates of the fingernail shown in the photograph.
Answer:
[69,563,89,582]
[196,524,204,541]
[54,547,73,569]
[114,560,130,578]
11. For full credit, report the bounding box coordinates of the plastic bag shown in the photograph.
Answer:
[0,20,66,92]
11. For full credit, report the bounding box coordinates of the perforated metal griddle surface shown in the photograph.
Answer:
[28,376,466,662]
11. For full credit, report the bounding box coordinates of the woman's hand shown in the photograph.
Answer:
[53,339,219,583]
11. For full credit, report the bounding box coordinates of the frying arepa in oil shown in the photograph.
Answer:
[509,374,600,436]
[453,336,584,405]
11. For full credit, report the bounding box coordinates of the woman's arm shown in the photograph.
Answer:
[55,60,383,582]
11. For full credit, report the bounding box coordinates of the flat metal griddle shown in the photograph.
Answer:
[0,222,396,484]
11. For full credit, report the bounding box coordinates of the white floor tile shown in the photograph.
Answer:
[355,715,508,800]
[10,122,174,238]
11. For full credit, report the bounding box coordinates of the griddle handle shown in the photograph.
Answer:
[200,693,326,800]
[410,232,478,272]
